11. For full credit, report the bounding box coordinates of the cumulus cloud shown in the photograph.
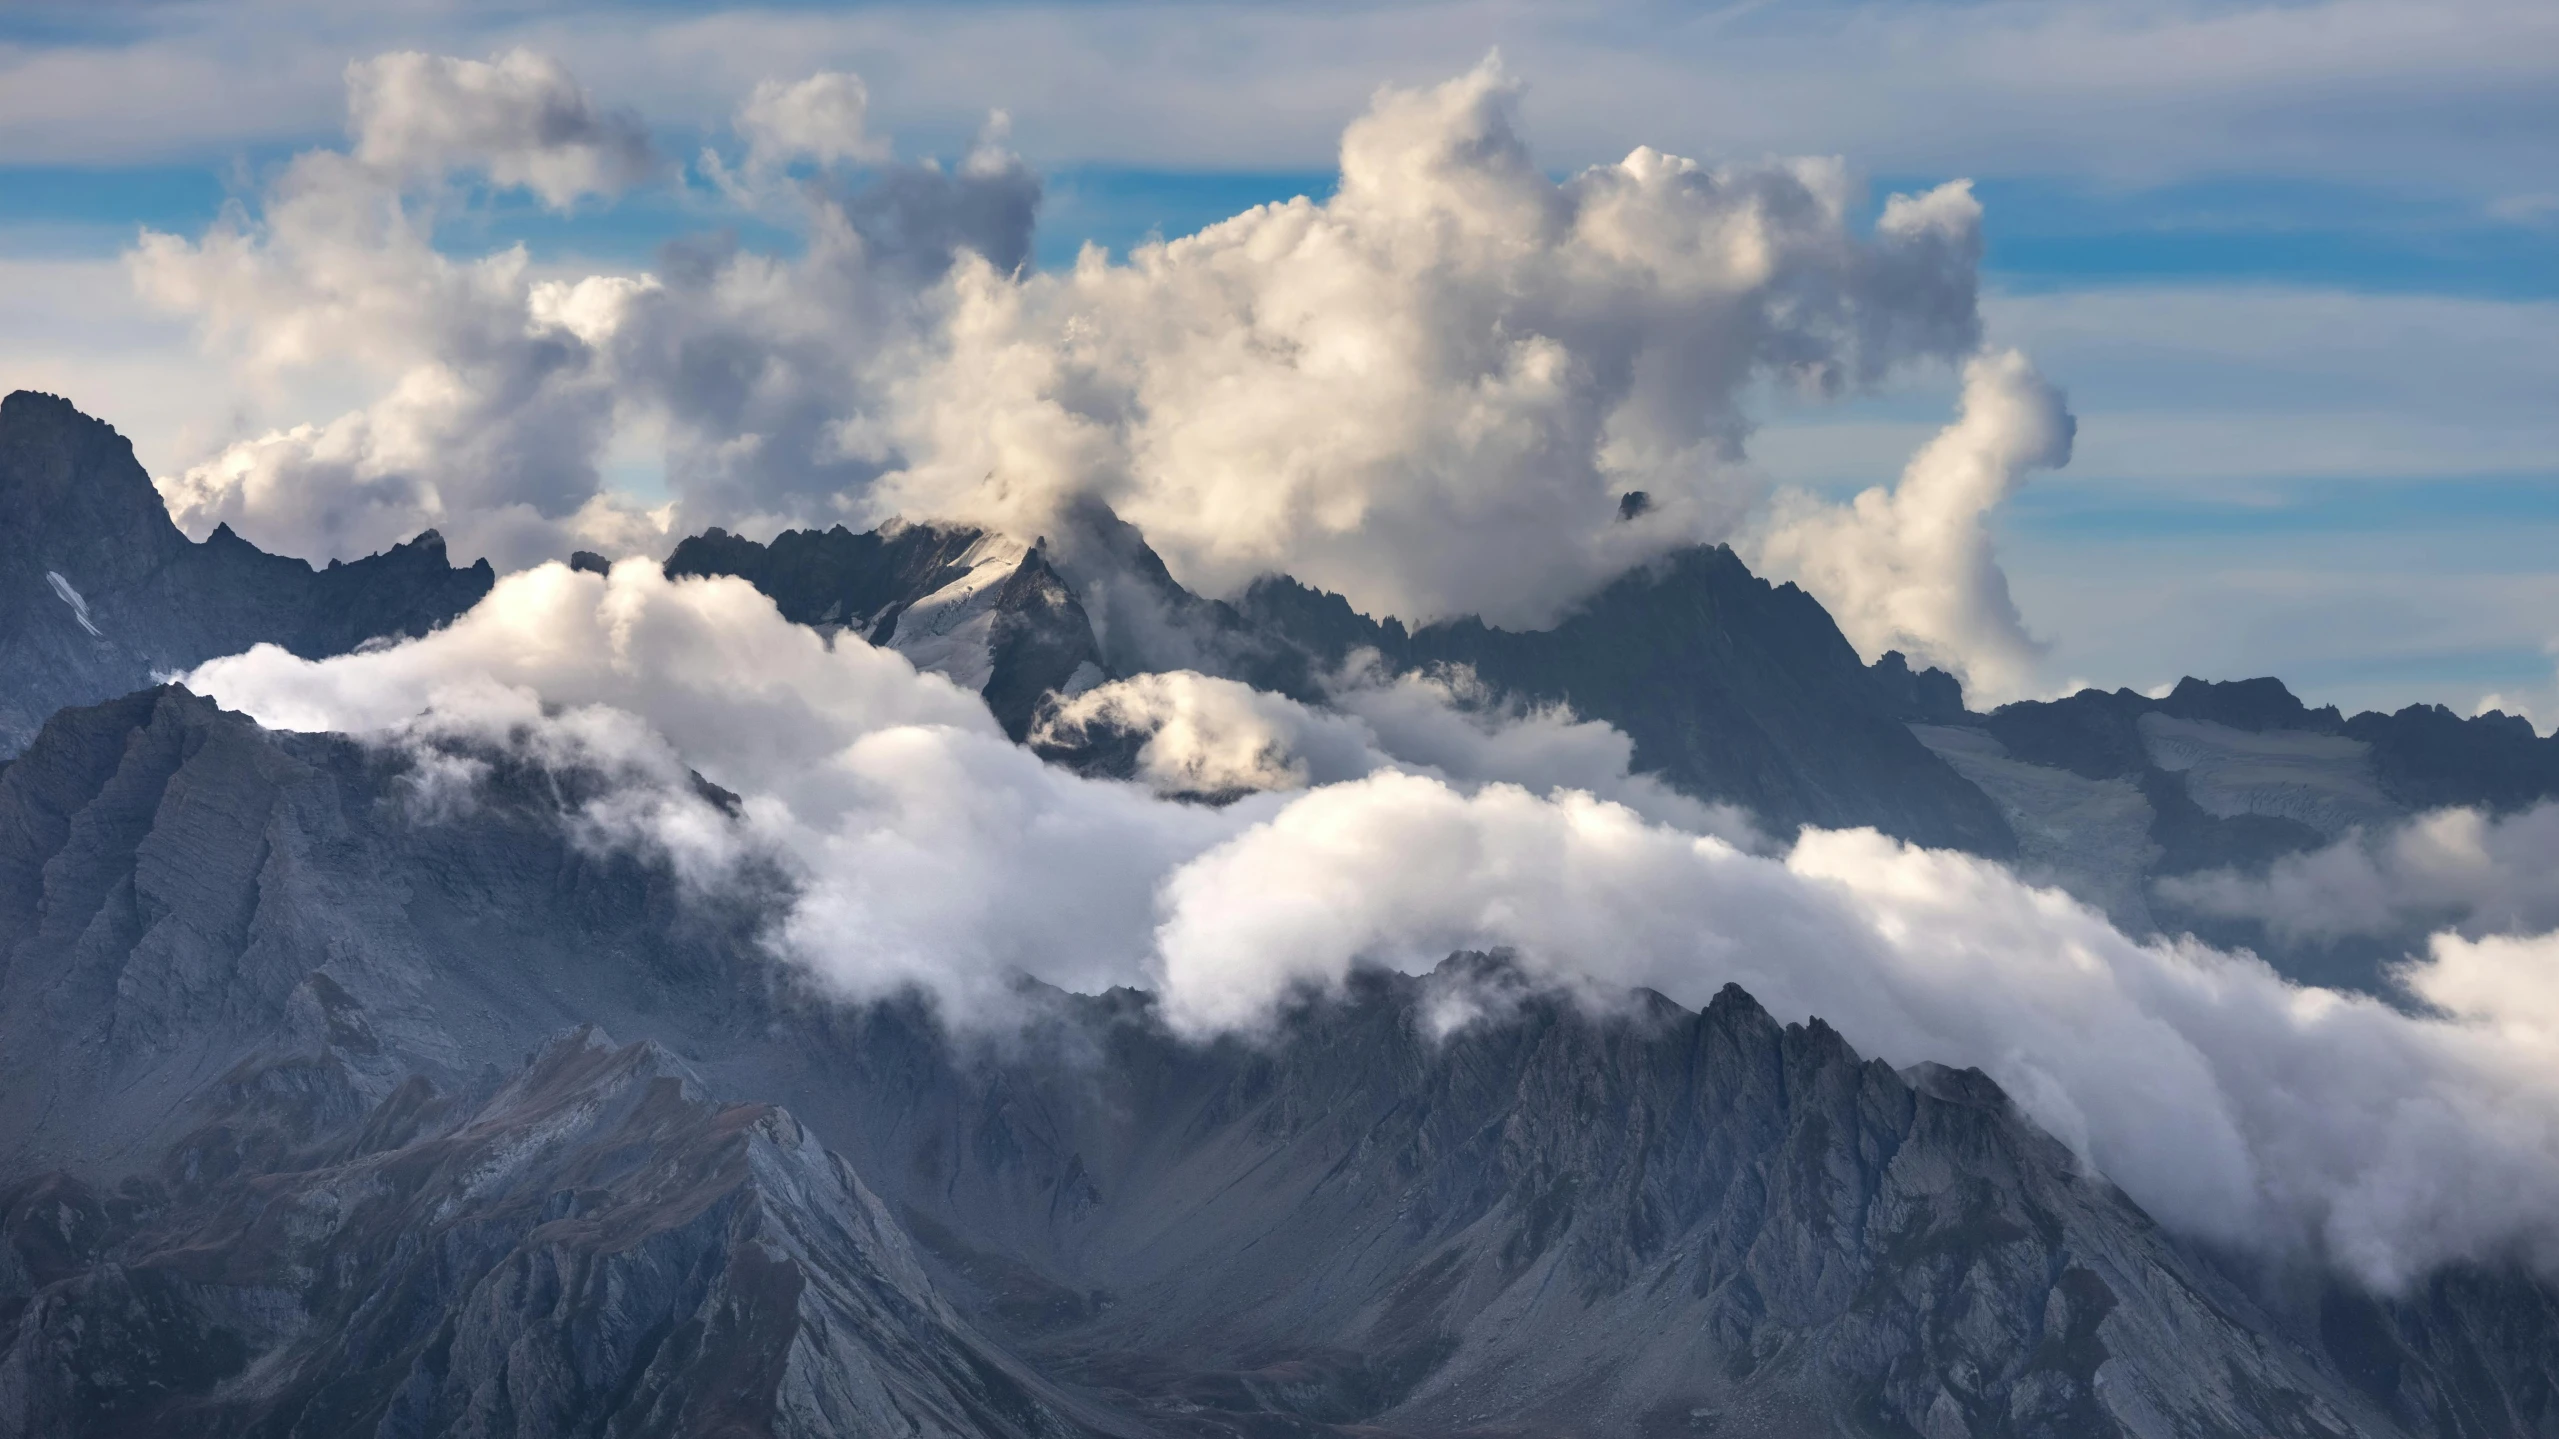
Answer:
[134,54,1036,569]
[735,72,888,172]
[1751,349,2074,705]
[2159,801,2559,947]
[189,568,2559,1292]
[132,50,677,568]
[879,58,1988,627]
[134,51,2005,641]
[349,50,655,206]
[130,146,651,568]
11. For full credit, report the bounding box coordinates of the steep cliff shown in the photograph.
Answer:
[0,392,492,757]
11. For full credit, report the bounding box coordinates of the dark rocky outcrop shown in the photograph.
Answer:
[1869,649,1971,725]
[666,524,1104,740]
[0,392,492,757]
[2342,702,2559,813]
[665,523,987,636]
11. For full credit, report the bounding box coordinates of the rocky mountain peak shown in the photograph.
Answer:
[2157,674,2340,733]
[0,395,491,758]
[1870,647,1971,723]
[0,390,188,575]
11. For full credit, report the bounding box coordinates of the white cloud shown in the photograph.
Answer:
[1036,661,1762,841]
[735,71,887,172]
[129,160,648,568]
[187,564,2559,1292]
[879,58,1987,627]
[348,49,656,207]
[1036,669,1379,797]
[2160,801,2559,946]
[118,49,682,568]
[123,52,2000,638]
[123,57,1031,568]
[2407,928,2559,1047]
[189,560,1233,1017]
[1751,350,2074,706]
[132,48,1079,567]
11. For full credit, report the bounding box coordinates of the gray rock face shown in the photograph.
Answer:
[0,1028,1092,1439]
[0,391,493,758]
[4,689,2558,1437]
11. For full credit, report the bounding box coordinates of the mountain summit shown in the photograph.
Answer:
[0,391,493,755]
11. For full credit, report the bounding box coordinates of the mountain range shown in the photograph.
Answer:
[5,389,2558,1437]
[663,504,2559,993]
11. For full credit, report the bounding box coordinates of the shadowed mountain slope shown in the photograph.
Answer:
[0,1030,1095,1439]
[1232,549,2015,853]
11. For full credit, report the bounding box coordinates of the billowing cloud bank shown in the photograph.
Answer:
[134,50,2058,698]
[191,566,2559,1293]
[877,61,1987,630]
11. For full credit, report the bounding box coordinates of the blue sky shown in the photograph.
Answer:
[0,0,2553,720]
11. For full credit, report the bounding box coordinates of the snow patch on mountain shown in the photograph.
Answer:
[1912,722,2158,931]
[45,570,101,637]
[879,532,1029,693]
[2140,713,2395,837]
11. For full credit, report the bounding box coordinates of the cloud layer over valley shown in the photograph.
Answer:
[189,562,2559,1295]
[2163,800,2559,948]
